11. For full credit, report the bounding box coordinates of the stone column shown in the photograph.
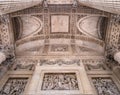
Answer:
[80,61,94,95]
[26,63,41,95]
[114,51,120,64]
[0,52,6,64]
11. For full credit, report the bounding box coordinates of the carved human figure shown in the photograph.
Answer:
[42,73,79,90]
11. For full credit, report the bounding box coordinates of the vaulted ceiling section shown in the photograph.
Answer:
[10,4,109,57]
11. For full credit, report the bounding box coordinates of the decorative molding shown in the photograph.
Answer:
[40,59,80,66]
[0,15,11,45]
[12,64,35,71]
[50,45,69,52]
[85,64,107,71]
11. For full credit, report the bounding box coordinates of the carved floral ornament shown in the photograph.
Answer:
[14,58,105,67]
[85,64,107,71]
[40,59,80,66]
[0,15,9,24]
[111,14,120,25]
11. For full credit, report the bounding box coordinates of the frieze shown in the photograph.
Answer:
[82,59,105,64]
[15,59,38,65]
[40,59,80,66]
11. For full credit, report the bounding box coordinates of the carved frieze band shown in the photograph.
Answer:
[40,59,80,66]
[85,64,107,71]
[12,58,105,70]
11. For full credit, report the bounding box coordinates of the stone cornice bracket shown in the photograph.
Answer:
[0,14,9,24]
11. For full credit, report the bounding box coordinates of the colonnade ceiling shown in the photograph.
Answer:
[10,3,109,57]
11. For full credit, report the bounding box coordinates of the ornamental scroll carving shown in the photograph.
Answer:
[42,73,79,90]
[92,77,120,95]
[85,64,107,71]
[13,64,35,71]
[0,78,28,95]
[40,59,80,66]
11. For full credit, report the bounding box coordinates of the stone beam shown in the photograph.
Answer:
[78,0,120,14]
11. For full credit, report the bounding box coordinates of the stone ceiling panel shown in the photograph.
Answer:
[51,15,69,33]
[77,16,104,39]
[20,16,43,39]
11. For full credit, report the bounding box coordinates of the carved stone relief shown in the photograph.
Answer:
[42,73,79,90]
[106,14,120,58]
[0,78,28,95]
[12,64,35,71]
[0,15,11,45]
[92,77,120,95]
[40,59,80,66]
[85,64,107,71]
[50,45,69,52]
